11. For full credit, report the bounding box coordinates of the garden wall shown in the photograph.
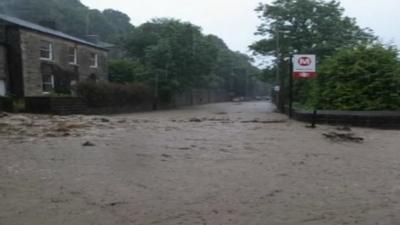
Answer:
[24,89,230,115]
[292,109,400,129]
[0,97,13,112]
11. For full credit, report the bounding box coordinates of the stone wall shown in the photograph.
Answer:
[5,27,24,97]
[19,29,108,96]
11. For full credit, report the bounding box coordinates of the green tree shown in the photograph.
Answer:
[108,60,150,83]
[251,0,376,105]
[125,19,219,94]
[206,35,262,97]
[309,45,400,110]
[251,0,375,60]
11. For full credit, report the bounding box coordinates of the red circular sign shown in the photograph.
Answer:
[298,57,312,66]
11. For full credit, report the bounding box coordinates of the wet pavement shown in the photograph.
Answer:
[1,101,400,225]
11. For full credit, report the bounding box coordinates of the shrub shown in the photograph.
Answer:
[308,44,400,110]
[76,82,153,107]
[108,59,152,84]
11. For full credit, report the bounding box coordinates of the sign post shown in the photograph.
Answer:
[289,54,317,118]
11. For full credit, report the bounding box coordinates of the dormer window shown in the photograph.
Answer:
[68,47,77,65]
[40,40,53,60]
[89,53,98,68]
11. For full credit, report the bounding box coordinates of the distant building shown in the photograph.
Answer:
[0,14,109,97]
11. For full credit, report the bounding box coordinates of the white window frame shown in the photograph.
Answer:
[68,47,78,65]
[42,74,55,94]
[90,53,98,68]
[40,40,53,61]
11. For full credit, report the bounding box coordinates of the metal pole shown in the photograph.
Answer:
[275,27,282,111]
[289,55,294,118]
[311,109,317,128]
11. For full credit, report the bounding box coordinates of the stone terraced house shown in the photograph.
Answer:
[0,14,108,98]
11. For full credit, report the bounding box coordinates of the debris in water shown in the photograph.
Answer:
[162,153,172,158]
[215,112,227,115]
[241,119,286,124]
[107,201,128,207]
[82,141,96,147]
[336,126,352,131]
[0,112,8,118]
[100,118,110,123]
[189,118,202,123]
[322,132,363,143]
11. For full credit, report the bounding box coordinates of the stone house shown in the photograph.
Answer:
[0,14,108,98]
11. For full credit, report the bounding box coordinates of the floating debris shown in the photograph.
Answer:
[82,141,96,147]
[241,119,286,124]
[322,132,363,143]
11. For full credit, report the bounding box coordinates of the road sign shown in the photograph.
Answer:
[292,54,317,78]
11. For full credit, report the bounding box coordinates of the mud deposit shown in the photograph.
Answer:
[1,102,400,225]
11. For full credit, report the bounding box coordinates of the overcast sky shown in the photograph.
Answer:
[80,0,399,54]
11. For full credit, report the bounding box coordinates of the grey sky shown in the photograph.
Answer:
[80,0,400,54]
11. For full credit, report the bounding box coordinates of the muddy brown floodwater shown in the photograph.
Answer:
[1,102,400,225]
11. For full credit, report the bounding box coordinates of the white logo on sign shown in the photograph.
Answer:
[298,57,312,66]
[293,55,316,72]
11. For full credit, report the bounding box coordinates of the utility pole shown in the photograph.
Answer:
[275,27,280,84]
[275,26,285,113]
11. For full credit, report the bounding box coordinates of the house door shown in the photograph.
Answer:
[0,80,5,96]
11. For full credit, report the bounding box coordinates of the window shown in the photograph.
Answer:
[42,74,54,93]
[40,40,53,60]
[89,53,98,68]
[68,47,77,64]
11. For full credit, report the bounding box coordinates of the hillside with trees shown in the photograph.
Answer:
[0,0,134,43]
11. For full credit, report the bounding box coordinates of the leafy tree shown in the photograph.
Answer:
[207,35,262,96]
[251,0,375,60]
[125,19,218,93]
[108,60,150,83]
[309,45,400,110]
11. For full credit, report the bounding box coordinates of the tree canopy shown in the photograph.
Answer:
[109,19,263,99]
[251,0,376,61]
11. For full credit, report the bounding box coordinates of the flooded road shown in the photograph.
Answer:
[1,101,400,225]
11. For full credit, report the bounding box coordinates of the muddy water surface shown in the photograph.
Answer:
[1,102,400,225]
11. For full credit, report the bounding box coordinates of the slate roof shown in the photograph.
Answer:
[0,14,107,50]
